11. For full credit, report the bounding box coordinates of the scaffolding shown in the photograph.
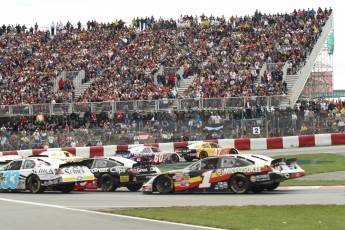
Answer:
[301,31,334,99]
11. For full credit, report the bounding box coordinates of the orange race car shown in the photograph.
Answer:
[175,141,238,162]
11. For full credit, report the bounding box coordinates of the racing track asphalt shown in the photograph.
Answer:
[1,145,344,230]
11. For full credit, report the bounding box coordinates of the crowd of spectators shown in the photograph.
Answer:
[180,8,331,99]
[0,7,332,107]
[0,8,336,152]
[0,97,344,151]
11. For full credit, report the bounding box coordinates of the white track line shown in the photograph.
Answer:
[0,197,222,230]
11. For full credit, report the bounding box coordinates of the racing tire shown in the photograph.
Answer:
[229,174,250,194]
[60,183,76,193]
[155,175,174,194]
[199,151,208,160]
[127,183,143,192]
[27,175,46,194]
[184,156,194,162]
[266,182,280,191]
[141,156,150,163]
[230,149,238,155]
[170,154,179,164]
[99,174,118,192]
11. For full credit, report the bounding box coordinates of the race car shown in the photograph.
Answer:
[0,156,94,193]
[228,154,305,190]
[75,157,161,192]
[175,141,238,161]
[0,155,23,167]
[142,156,283,194]
[115,146,180,164]
[38,150,84,162]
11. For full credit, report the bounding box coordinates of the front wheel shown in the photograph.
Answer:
[266,182,280,191]
[229,174,250,194]
[199,151,208,159]
[27,175,46,194]
[170,154,179,164]
[60,183,75,193]
[155,175,174,194]
[99,174,118,192]
[127,183,143,192]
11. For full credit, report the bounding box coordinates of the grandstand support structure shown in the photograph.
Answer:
[287,13,334,108]
[300,37,334,99]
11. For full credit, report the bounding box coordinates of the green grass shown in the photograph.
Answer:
[101,205,345,230]
[272,153,345,175]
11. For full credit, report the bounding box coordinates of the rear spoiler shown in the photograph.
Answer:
[271,158,286,166]
[115,150,130,155]
[133,161,155,168]
[28,155,48,158]
[286,158,298,165]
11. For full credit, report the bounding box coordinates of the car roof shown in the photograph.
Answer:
[0,155,23,162]
[39,150,72,156]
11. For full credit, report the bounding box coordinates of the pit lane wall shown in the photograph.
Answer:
[1,133,345,158]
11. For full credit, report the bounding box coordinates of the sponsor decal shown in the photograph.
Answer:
[63,166,86,175]
[120,176,129,182]
[76,176,83,181]
[91,167,127,174]
[136,167,157,173]
[218,166,262,175]
[41,178,62,186]
[32,168,54,174]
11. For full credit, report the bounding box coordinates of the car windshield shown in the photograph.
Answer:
[185,161,201,171]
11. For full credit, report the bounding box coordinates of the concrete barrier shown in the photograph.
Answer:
[1,133,344,157]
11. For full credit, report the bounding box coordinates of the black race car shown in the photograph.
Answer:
[143,156,283,194]
[79,157,161,192]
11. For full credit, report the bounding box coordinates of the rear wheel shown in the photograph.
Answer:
[184,156,194,162]
[170,154,179,164]
[266,182,280,191]
[230,149,238,155]
[141,156,150,162]
[229,174,250,194]
[199,151,208,159]
[127,183,143,192]
[27,175,46,194]
[99,174,118,192]
[155,175,174,194]
[60,183,75,193]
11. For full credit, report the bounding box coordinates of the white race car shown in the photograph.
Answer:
[228,154,305,190]
[38,150,84,162]
[0,156,94,193]
[0,155,23,167]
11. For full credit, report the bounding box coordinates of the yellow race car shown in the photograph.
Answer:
[38,150,84,163]
[175,141,238,162]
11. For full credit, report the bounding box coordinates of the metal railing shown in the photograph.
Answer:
[0,96,289,117]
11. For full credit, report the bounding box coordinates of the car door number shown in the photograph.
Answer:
[198,170,213,188]
[1,171,20,189]
[154,154,164,163]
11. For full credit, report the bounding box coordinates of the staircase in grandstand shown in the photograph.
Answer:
[177,74,197,96]
[280,13,334,108]
[73,79,93,100]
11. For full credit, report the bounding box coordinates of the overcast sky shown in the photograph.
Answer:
[2,0,343,90]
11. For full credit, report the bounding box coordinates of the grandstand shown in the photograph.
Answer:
[0,8,341,151]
